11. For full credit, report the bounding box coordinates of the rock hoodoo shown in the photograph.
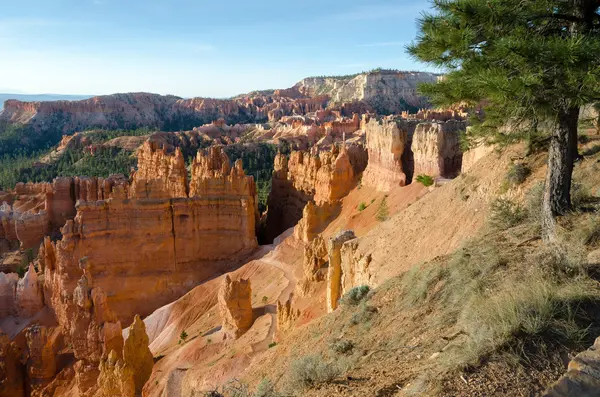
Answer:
[327,230,357,312]
[0,272,17,318]
[25,326,57,388]
[218,275,254,339]
[123,315,154,395]
[16,264,44,318]
[96,351,135,397]
[0,332,25,397]
[276,297,300,340]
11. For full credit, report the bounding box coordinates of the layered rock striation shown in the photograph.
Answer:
[412,121,465,179]
[43,144,258,328]
[266,144,363,242]
[361,118,418,191]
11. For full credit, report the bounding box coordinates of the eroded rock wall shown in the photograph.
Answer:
[266,145,357,242]
[362,118,419,191]
[43,145,258,329]
[412,121,465,179]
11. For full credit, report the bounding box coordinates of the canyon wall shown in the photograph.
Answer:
[265,144,363,242]
[43,144,258,328]
[361,118,419,191]
[295,70,438,113]
[412,121,466,179]
[0,175,128,253]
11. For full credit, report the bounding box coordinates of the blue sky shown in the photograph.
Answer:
[0,0,434,98]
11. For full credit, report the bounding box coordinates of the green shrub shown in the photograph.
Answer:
[358,202,367,211]
[416,174,434,187]
[253,378,280,397]
[350,303,378,326]
[285,355,344,391]
[16,265,26,278]
[375,197,389,222]
[572,182,594,210]
[489,199,527,230]
[180,330,188,343]
[506,163,530,186]
[268,342,277,348]
[340,285,370,306]
[329,339,354,354]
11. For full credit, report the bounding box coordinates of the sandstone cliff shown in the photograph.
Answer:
[412,121,465,179]
[43,145,258,330]
[295,70,438,114]
[361,118,419,191]
[266,144,363,242]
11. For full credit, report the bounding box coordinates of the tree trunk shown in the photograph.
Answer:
[542,106,579,243]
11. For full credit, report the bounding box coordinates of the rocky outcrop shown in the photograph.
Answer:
[340,239,372,295]
[1,175,129,251]
[295,70,437,113]
[95,351,135,397]
[276,297,300,340]
[0,332,25,397]
[0,273,17,318]
[131,141,187,199]
[412,121,465,179]
[123,315,153,395]
[25,326,57,388]
[326,230,356,312]
[42,145,258,330]
[543,336,600,396]
[218,275,253,339]
[302,234,328,282]
[16,264,44,318]
[362,118,420,191]
[266,145,357,242]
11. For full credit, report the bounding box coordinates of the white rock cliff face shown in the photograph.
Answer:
[295,71,438,113]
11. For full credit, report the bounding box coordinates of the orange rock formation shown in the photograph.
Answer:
[218,275,254,339]
[412,121,465,178]
[326,230,356,312]
[361,118,411,191]
[123,315,154,394]
[0,332,25,397]
[266,145,361,242]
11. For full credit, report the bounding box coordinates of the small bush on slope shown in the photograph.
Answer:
[340,285,370,306]
[284,354,346,392]
[506,163,530,186]
[416,174,434,187]
[375,197,389,222]
[489,198,527,230]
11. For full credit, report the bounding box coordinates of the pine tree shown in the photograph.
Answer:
[408,0,600,242]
